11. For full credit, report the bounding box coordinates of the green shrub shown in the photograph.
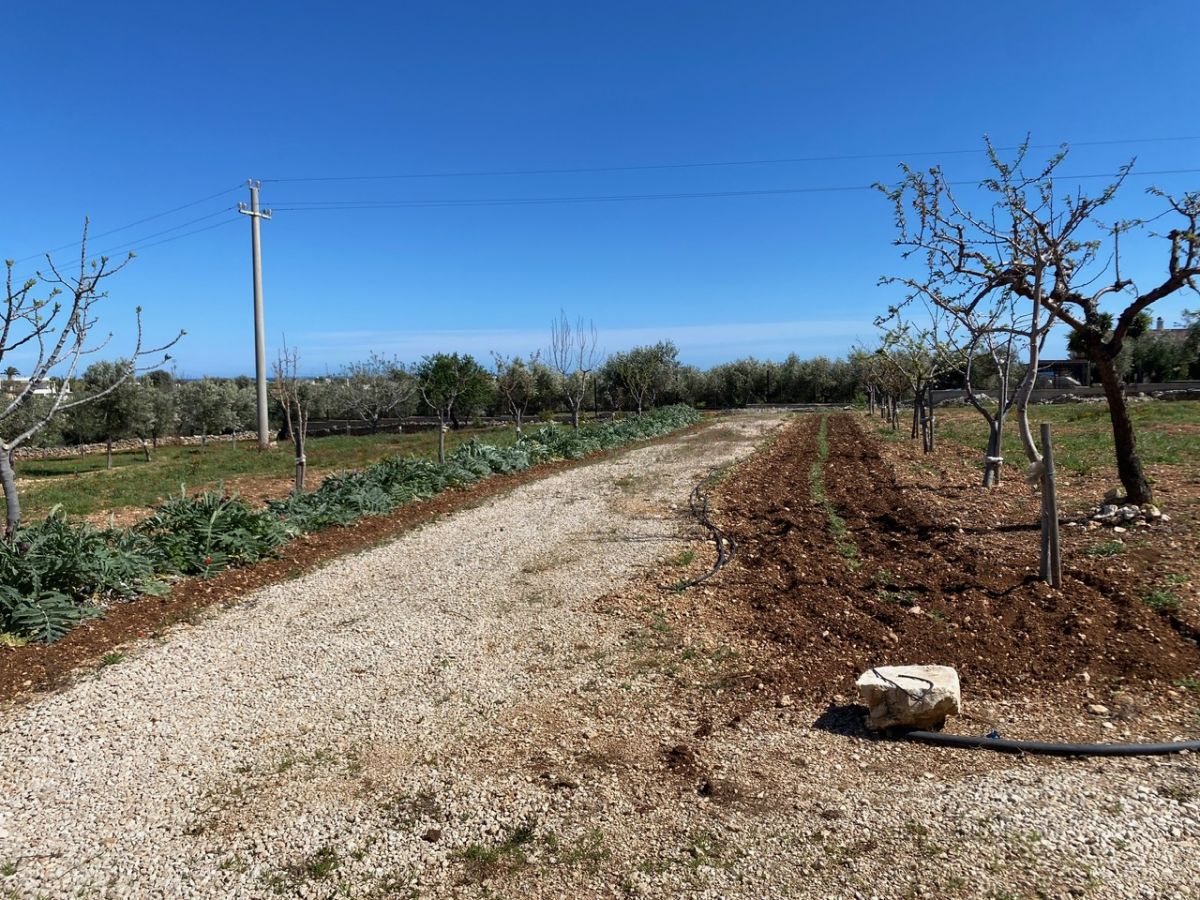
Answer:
[0,509,162,603]
[136,489,293,576]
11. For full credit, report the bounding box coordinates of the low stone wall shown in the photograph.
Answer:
[14,432,262,462]
[932,382,1200,407]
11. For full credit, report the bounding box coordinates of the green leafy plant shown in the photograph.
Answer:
[0,584,98,643]
[136,489,292,575]
[1141,589,1181,612]
[0,509,162,603]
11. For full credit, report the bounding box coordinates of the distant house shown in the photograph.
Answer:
[1145,316,1192,347]
[0,376,71,399]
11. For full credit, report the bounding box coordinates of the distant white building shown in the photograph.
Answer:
[1,375,71,398]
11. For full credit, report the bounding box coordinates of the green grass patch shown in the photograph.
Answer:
[669,549,696,567]
[878,589,918,607]
[810,415,860,568]
[934,401,1200,479]
[1086,540,1126,557]
[456,823,540,882]
[1142,589,1182,611]
[13,427,517,521]
[300,846,340,880]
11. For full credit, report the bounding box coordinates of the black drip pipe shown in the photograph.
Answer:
[669,471,736,590]
[905,730,1200,757]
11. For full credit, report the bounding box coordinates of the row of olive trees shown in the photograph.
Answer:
[16,344,871,461]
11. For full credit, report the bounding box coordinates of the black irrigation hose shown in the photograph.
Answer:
[904,730,1200,757]
[671,472,736,589]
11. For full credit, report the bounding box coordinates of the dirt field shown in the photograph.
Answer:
[697,413,1200,701]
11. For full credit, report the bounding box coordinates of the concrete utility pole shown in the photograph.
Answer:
[238,180,272,449]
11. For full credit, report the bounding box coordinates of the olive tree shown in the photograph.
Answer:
[68,359,145,467]
[141,370,177,452]
[881,139,1200,505]
[416,353,491,463]
[492,351,540,432]
[338,352,416,433]
[0,225,181,533]
[177,378,240,445]
[610,341,680,416]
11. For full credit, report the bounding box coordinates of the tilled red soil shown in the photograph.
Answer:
[706,413,1200,697]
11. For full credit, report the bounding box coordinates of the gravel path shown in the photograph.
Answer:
[2,412,1197,900]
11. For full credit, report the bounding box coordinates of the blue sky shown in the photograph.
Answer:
[3,1,1199,377]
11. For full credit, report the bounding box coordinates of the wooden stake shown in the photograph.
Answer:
[1040,423,1062,587]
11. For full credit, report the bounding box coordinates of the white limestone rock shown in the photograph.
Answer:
[856,665,961,730]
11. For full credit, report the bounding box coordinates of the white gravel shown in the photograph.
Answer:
[1,412,1197,900]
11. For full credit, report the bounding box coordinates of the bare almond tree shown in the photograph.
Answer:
[272,341,310,493]
[874,305,962,452]
[881,138,1200,505]
[547,311,601,430]
[1,222,182,534]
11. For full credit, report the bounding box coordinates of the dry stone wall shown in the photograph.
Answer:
[13,432,262,461]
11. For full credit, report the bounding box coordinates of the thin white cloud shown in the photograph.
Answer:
[296,319,873,364]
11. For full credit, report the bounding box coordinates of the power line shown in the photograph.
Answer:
[92,207,238,258]
[120,216,243,254]
[260,136,1200,184]
[14,184,244,263]
[268,167,1200,212]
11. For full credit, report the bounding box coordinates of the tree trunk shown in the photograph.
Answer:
[140,437,152,462]
[983,418,1001,487]
[293,431,306,493]
[926,383,935,452]
[106,437,114,470]
[0,447,20,536]
[1093,352,1153,505]
[1014,298,1045,465]
[570,402,581,430]
[437,414,447,464]
[280,396,294,444]
[514,409,523,434]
